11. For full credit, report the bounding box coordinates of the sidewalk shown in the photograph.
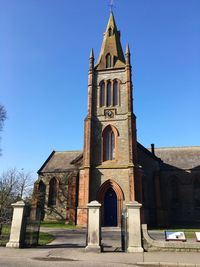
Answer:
[1,228,200,266]
[1,246,200,267]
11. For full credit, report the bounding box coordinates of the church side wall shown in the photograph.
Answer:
[137,147,160,226]
[159,169,200,226]
[34,171,78,223]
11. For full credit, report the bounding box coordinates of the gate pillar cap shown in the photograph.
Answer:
[11,200,27,207]
[126,201,142,208]
[87,201,101,207]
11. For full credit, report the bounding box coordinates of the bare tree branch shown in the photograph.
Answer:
[0,168,34,222]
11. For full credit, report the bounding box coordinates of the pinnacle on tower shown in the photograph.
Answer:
[90,48,94,59]
[126,43,131,65]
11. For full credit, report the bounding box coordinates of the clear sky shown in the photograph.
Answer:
[0,0,200,178]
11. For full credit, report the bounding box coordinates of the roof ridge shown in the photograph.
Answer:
[153,146,200,149]
[54,150,83,153]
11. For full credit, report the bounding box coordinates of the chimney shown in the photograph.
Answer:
[151,144,155,155]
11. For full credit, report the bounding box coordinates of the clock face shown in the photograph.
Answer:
[105,109,114,118]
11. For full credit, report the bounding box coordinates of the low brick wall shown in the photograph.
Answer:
[142,224,200,252]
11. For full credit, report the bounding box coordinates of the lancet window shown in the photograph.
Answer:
[48,177,57,206]
[100,82,105,107]
[107,81,112,106]
[102,125,119,161]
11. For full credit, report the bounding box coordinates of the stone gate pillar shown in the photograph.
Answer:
[126,201,144,253]
[6,200,27,248]
[85,200,101,252]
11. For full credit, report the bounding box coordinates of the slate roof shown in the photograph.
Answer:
[154,147,200,170]
[38,151,82,173]
[38,146,200,173]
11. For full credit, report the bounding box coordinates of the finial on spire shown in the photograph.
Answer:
[109,0,115,12]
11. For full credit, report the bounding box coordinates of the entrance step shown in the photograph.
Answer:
[101,227,121,232]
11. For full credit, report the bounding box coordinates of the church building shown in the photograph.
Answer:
[33,13,200,227]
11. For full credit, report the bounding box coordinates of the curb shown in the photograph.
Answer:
[136,262,200,267]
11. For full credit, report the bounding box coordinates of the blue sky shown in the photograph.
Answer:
[0,0,200,177]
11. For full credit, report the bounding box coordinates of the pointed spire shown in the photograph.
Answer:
[105,12,117,33]
[96,12,125,70]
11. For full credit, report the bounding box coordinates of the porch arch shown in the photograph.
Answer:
[97,179,124,226]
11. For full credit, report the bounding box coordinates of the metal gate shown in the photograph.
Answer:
[24,205,41,247]
[121,209,128,252]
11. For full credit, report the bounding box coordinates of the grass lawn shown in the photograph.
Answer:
[0,225,54,246]
[38,231,55,245]
[40,221,79,229]
[0,225,11,246]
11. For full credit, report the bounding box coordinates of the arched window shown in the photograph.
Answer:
[106,53,112,68]
[100,82,105,107]
[113,80,118,106]
[48,178,57,206]
[105,130,115,160]
[38,181,46,205]
[102,125,119,161]
[107,81,112,106]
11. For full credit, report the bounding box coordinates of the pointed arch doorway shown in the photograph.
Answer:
[97,179,124,226]
[104,187,117,226]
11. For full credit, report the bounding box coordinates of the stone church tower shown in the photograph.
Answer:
[77,12,139,226]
